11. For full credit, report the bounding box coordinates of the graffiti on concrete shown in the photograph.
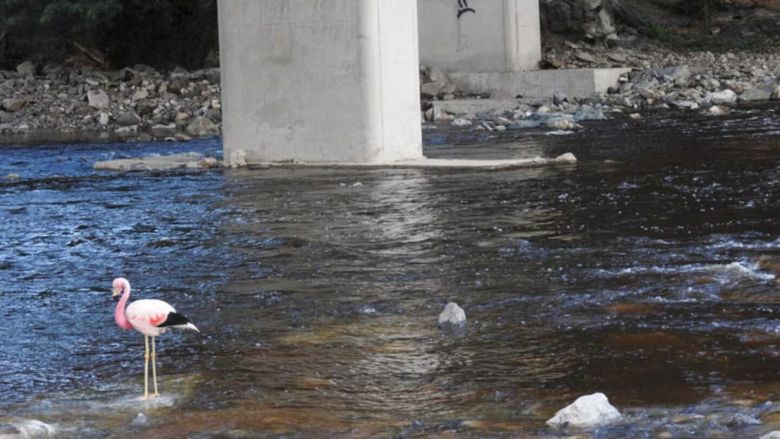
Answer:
[457,0,475,18]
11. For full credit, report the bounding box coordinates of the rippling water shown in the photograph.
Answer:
[1,107,779,437]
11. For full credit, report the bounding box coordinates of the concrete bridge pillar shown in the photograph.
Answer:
[218,0,423,165]
[418,0,541,73]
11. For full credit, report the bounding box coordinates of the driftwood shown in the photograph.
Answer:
[72,41,107,68]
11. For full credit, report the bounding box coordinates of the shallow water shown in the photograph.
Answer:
[1,108,780,438]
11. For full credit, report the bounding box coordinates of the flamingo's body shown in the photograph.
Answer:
[112,277,198,399]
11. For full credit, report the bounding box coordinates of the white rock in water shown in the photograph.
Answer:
[228,149,247,168]
[761,432,780,439]
[438,302,466,327]
[451,118,472,127]
[546,392,621,428]
[131,412,149,427]
[14,419,57,437]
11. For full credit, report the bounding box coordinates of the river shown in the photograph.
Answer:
[0,107,779,437]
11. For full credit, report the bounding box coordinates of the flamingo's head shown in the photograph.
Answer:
[112,277,130,300]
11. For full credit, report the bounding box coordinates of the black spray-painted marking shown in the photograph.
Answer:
[457,0,475,18]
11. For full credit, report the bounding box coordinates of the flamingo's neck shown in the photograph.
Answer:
[114,281,133,330]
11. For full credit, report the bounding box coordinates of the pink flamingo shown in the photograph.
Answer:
[112,277,199,399]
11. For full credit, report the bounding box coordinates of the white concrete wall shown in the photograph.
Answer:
[218,0,422,164]
[418,0,541,73]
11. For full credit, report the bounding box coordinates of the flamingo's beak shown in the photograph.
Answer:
[112,288,121,300]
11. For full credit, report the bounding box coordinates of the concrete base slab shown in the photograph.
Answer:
[94,153,220,171]
[449,68,631,99]
[247,153,577,170]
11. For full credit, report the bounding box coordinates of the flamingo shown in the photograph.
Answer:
[112,277,199,399]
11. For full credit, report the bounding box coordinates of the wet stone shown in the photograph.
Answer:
[546,393,621,428]
[438,302,467,327]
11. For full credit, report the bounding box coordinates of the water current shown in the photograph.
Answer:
[0,107,779,437]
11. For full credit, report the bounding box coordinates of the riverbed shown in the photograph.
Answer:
[1,107,779,437]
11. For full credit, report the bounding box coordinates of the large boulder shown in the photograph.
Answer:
[546,392,621,428]
[185,116,220,137]
[540,0,617,40]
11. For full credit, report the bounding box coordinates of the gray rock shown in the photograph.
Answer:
[760,432,780,439]
[150,123,177,138]
[13,420,57,437]
[607,53,627,63]
[708,105,729,116]
[1,98,25,112]
[116,111,142,126]
[546,393,621,428]
[175,133,192,142]
[87,89,110,110]
[553,92,568,106]
[132,88,150,101]
[706,89,737,105]
[451,118,472,127]
[420,81,446,97]
[131,412,148,427]
[16,61,36,77]
[575,52,595,63]
[98,112,110,126]
[739,87,772,102]
[438,302,466,327]
[185,116,219,137]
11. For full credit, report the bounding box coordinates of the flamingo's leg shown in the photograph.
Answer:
[151,336,159,397]
[142,335,149,400]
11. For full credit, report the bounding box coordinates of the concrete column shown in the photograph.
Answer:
[418,0,541,73]
[218,0,423,164]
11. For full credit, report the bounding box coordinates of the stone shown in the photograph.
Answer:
[420,81,446,97]
[553,92,568,106]
[574,107,605,121]
[132,88,150,101]
[131,413,148,427]
[451,118,472,127]
[739,87,772,102]
[607,53,627,63]
[1,98,25,112]
[87,89,110,109]
[3,173,21,180]
[150,123,177,138]
[228,149,247,168]
[438,302,466,327]
[708,105,729,116]
[116,111,142,126]
[16,61,36,77]
[760,432,780,439]
[98,112,110,126]
[706,89,737,105]
[575,52,595,63]
[545,118,579,131]
[185,116,220,137]
[546,393,621,428]
[13,420,57,437]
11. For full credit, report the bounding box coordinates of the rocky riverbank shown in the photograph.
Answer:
[1,33,779,144]
[0,63,221,145]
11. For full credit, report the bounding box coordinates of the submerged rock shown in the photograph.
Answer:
[11,420,57,437]
[438,302,466,327]
[546,392,621,428]
[94,153,219,171]
[130,412,149,427]
[761,432,780,439]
